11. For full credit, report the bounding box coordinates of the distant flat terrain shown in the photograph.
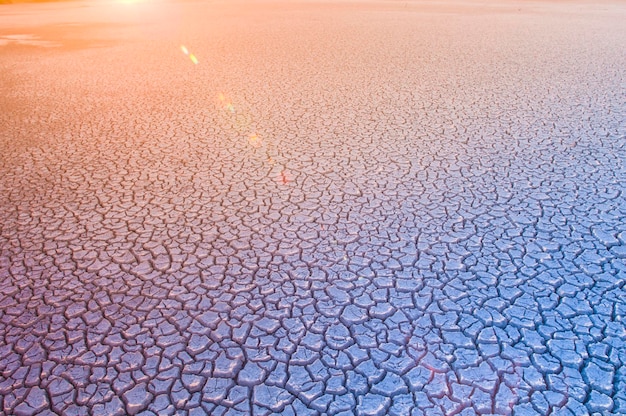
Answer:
[1,0,625,415]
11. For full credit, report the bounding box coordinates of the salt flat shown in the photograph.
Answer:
[1,0,625,414]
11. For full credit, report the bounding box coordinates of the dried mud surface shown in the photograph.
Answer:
[1,0,625,414]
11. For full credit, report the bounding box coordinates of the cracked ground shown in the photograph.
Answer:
[1,0,625,414]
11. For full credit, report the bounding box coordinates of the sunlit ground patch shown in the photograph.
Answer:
[0,34,60,48]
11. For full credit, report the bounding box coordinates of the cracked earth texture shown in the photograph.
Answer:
[1,0,626,415]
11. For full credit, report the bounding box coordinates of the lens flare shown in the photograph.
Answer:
[217,93,234,112]
[278,169,291,184]
[248,133,262,148]
[180,45,198,64]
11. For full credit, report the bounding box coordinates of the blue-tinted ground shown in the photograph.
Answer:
[0,0,625,414]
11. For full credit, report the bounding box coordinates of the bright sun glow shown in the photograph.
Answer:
[115,0,147,4]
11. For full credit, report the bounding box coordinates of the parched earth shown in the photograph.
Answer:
[1,0,625,415]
